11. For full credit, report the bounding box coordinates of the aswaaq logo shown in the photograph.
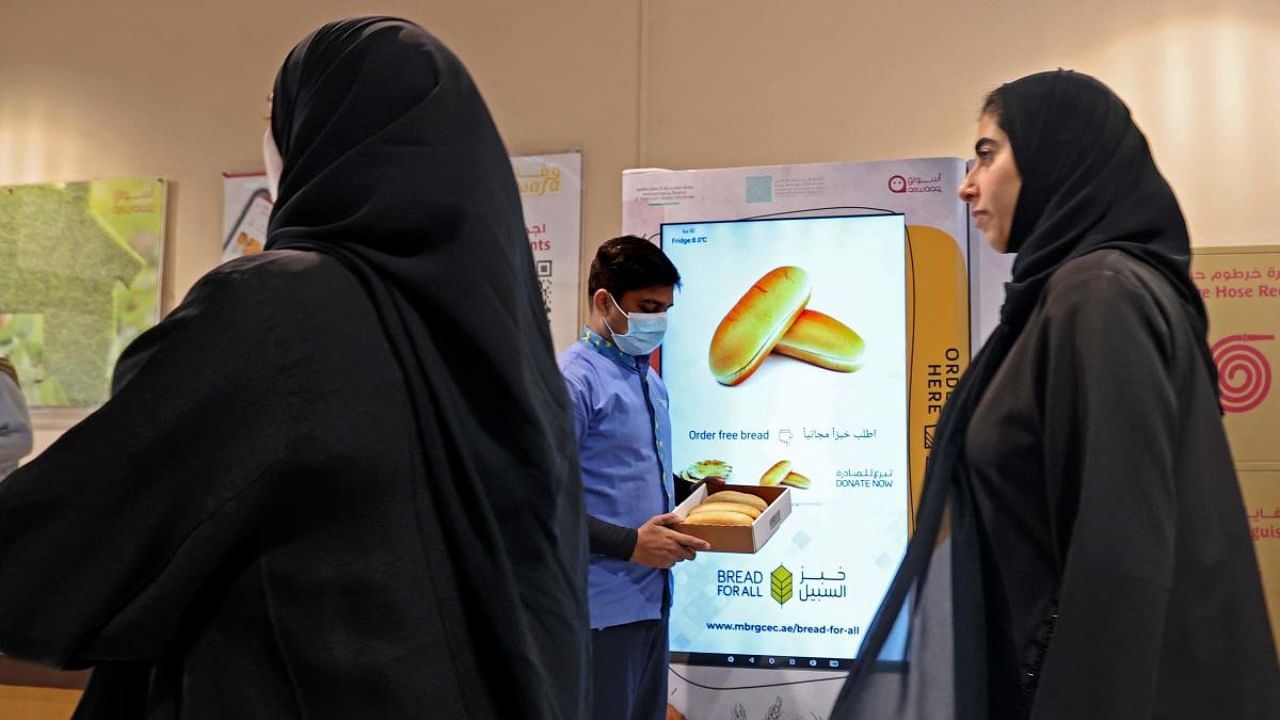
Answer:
[888,173,944,194]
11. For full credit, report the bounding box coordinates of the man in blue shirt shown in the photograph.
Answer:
[559,236,709,720]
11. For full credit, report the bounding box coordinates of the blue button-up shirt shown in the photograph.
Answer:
[559,327,673,630]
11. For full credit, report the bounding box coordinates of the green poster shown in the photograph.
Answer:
[0,178,165,407]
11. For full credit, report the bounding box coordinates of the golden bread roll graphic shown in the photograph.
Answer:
[689,501,762,519]
[759,460,793,487]
[682,510,755,526]
[704,490,768,512]
[780,471,811,489]
[709,267,812,386]
[775,309,865,372]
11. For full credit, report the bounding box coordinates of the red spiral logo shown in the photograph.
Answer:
[1211,334,1274,413]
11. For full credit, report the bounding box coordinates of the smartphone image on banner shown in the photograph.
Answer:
[222,188,273,261]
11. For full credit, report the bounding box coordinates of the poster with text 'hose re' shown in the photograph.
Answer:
[661,214,910,669]
[1190,245,1280,657]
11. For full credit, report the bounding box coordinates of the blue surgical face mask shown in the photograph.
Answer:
[605,293,668,356]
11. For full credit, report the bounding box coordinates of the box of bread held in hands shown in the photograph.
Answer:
[673,478,792,553]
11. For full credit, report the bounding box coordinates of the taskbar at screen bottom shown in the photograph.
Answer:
[671,652,851,671]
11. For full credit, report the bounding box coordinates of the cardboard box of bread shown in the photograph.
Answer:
[673,476,792,554]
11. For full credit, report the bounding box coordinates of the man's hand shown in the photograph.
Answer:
[631,513,712,569]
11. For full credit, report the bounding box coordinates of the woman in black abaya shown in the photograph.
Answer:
[0,17,588,720]
[831,70,1279,720]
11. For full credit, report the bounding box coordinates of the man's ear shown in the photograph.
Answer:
[591,288,611,316]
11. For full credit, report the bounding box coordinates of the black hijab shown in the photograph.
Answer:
[266,17,587,719]
[832,70,1213,719]
[999,70,1206,331]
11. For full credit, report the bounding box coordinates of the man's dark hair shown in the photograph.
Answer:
[586,235,681,300]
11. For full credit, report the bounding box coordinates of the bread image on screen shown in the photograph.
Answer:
[709,266,812,386]
[775,310,865,372]
[709,266,865,385]
[759,460,793,487]
[759,460,810,489]
[682,491,769,526]
[780,471,811,489]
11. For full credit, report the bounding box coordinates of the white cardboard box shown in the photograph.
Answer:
[673,479,792,553]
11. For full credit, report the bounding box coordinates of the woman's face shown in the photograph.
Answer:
[958,113,1022,253]
[263,95,283,201]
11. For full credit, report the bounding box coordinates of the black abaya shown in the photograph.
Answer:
[0,17,588,720]
[832,70,1279,720]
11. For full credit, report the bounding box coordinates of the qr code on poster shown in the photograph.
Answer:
[539,278,552,317]
[536,261,553,317]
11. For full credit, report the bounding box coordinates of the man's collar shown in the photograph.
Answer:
[578,327,649,371]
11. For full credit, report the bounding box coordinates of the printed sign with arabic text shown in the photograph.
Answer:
[1192,245,1280,657]
[1190,247,1280,462]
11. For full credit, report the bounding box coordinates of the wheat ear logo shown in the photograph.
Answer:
[771,565,793,606]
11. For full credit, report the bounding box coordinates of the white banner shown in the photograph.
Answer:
[623,158,977,720]
[222,152,583,350]
[512,151,583,351]
[221,173,271,262]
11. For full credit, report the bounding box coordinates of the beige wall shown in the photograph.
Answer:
[642,0,1280,247]
[1,0,643,456]
[0,0,642,311]
[2,0,1279,455]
